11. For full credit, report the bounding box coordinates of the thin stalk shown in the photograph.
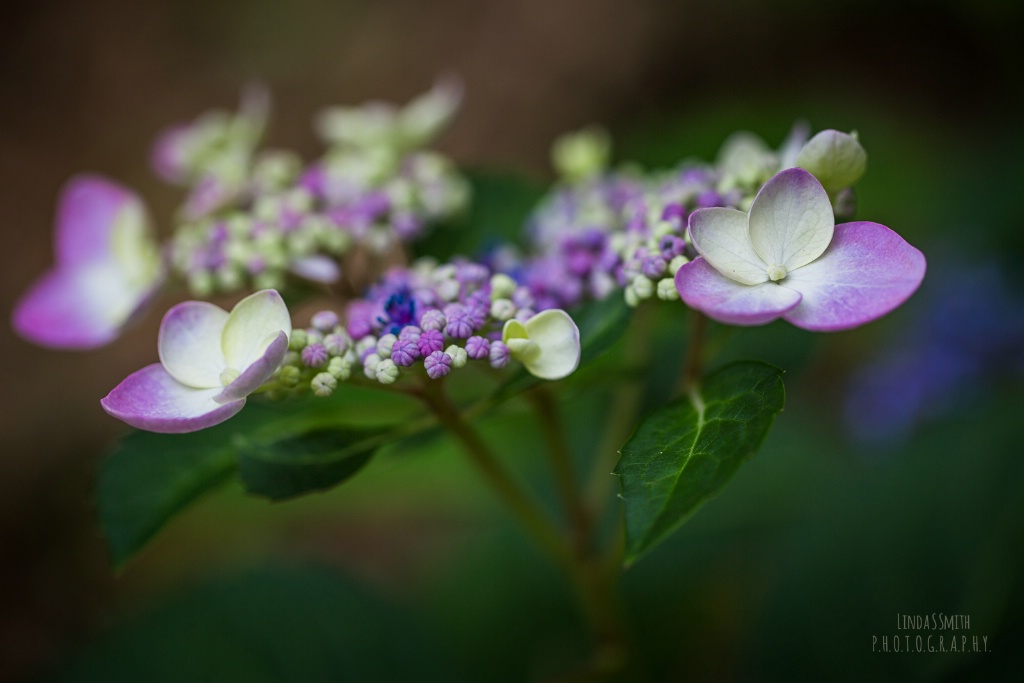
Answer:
[417,379,573,569]
[419,379,631,679]
[680,309,708,396]
[528,386,593,554]
[585,303,655,512]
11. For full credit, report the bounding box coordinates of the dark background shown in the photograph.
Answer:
[1,1,1022,681]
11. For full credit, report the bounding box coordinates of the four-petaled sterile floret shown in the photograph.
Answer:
[101,290,291,433]
[675,168,925,330]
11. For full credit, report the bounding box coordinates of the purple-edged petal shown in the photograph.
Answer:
[158,301,229,388]
[222,290,292,371]
[676,257,802,326]
[13,265,145,349]
[150,124,192,183]
[55,176,142,267]
[289,255,341,283]
[780,221,926,331]
[748,168,834,272]
[101,364,246,434]
[214,331,288,403]
[688,207,768,285]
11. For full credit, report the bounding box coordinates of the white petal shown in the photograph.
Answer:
[158,301,229,388]
[503,309,581,381]
[716,131,775,187]
[688,208,768,285]
[748,167,834,271]
[795,129,867,193]
[222,290,292,371]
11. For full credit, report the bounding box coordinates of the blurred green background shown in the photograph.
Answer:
[1,0,1022,681]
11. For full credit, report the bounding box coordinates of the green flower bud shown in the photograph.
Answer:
[490,273,517,299]
[311,372,337,397]
[552,127,611,183]
[657,278,680,301]
[632,275,654,300]
[278,365,301,388]
[375,358,400,384]
[490,298,516,322]
[445,344,468,369]
[288,329,308,351]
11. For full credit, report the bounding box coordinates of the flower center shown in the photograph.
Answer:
[767,264,788,282]
[220,367,240,386]
[506,337,541,362]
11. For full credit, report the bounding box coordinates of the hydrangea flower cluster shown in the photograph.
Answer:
[13,80,469,351]
[13,77,926,436]
[513,126,873,313]
[97,253,582,432]
[163,80,469,297]
[274,258,581,399]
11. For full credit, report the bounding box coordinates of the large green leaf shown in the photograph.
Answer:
[98,387,424,568]
[237,427,390,501]
[614,361,785,565]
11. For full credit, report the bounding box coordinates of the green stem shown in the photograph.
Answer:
[586,303,655,512]
[680,309,708,396]
[528,386,593,554]
[419,379,630,679]
[417,379,573,569]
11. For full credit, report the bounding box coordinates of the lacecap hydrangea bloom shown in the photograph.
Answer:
[675,167,925,330]
[166,80,468,298]
[101,290,291,433]
[12,176,164,349]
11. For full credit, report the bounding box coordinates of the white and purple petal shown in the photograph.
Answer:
[150,124,193,183]
[688,207,768,285]
[289,255,341,284]
[675,257,802,326]
[221,289,292,371]
[780,221,926,331]
[101,364,246,434]
[214,331,289,403]
[158,301,230,388]
[748,168,834,272]
[13,267,134,349]
[55,176,142,267]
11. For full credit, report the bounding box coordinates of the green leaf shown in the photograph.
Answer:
[576,293,632,366]
[236,427,389,501]
[98,409,256,570]
[98,387,425,568]
[614,361,785,565]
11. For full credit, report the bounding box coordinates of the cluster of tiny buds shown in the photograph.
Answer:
[169,150,467,297]
[157,84,469,299]
[520,164,745,310]
[272,268,533,396]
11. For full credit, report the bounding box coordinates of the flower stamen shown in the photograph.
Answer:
[767,264,788,282]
